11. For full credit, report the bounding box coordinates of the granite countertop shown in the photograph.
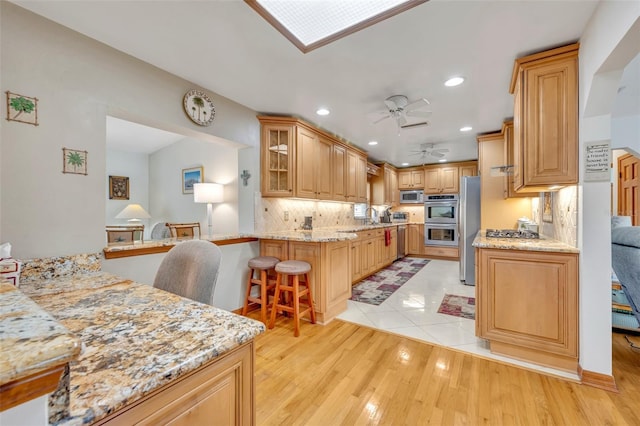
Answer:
[0,282,81,386]
[18,273,265,425]
[472,230,579,253]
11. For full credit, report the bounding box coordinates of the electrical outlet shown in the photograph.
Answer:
[284,211,289,221]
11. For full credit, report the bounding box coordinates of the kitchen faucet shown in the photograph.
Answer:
[364,207,378,225]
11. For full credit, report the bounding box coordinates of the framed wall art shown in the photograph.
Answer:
[542,192,553,223]
[62,148,88,175]
[109,175,130,200]
[182,166,203,194]
[6,91,39,126]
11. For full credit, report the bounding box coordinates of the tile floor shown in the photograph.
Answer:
[336,258,580,381]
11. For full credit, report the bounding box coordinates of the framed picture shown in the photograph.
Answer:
[182,166,203,194]
[62,148,88,175]
[109,175,129,200]
[542,192,553,223]
[6,91,39,126]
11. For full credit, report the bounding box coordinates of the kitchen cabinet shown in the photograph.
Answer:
[98,342,255,425]
[424,166,459,194]
[259,116,367,202]
[407,224,425,255]
[296,128,332,200]
[351,227,397,283]
[510,43,578,192]
[503,121,529,199]
[459,162,478,178]
[260,122,294,197]
[476,248,578,372]
[346,149,368,203]
[260,239,351,323]
[350,239,362,282]
[398,168,424,189]
[371,163,398,206]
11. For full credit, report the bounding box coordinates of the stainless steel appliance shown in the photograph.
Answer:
[396,224,406,259]
[424,222,458,246]
[399,190,424,204]
[424,194,458,224]
[459,176,481,285]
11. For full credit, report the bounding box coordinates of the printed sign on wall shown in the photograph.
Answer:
[584,141,610,182]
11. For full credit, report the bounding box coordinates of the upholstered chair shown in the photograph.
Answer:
[153,240,222,306]
[150,222,171,239]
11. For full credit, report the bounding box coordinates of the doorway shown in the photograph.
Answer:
[618,153,640,225]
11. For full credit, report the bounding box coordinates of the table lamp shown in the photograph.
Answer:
[115,203,151,224]
[194,183,224,236]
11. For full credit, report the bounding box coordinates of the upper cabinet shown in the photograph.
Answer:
[261,122,294,197]
[423,161,477,194]
[510,43,579,192]
[371,163,398,206]
[398,168,424,189]
[259,116,367,202]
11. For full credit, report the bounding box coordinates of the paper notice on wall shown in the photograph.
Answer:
[584,141,610,182]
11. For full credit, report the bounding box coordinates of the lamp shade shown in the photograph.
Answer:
[115,203,151,220]
[194,183,224,203]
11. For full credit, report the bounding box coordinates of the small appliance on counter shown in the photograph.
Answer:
[301,216,313,230]
[390,211,408,223]
[380,208,392,223]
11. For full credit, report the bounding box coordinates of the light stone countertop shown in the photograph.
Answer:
[17,273,265,425]
[0,282,81,386]
[472,230,579,253]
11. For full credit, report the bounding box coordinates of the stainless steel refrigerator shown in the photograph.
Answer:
[459,176,481,285]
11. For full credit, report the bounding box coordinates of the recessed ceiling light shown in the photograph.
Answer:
[316,108,330,116]
[459,126,472,132]
[401,162,409,166]
[438,158,447,163]
[368,141,378,146]
[444,77,464,87]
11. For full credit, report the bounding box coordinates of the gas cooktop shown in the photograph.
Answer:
[485,229,540,239]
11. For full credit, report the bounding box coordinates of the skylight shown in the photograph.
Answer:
[246,0,428,53]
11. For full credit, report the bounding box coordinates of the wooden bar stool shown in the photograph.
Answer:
[242,256,279,325]
[268,260,316,337]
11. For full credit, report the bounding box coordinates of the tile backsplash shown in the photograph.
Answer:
[531,185,577,247]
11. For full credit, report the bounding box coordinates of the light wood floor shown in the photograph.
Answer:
[252,314,640,425]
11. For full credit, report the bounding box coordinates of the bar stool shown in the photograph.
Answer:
[242,256,279,325]
[269,260,316,337]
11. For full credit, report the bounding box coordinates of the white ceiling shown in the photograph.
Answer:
[13,0,636,166]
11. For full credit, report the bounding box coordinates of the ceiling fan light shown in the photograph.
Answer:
[316,108,330,116]
[438,158,447,162]
[445,77,464,87]
[368,141,378,145]
[459,126,472,132]
[401,162,409,166]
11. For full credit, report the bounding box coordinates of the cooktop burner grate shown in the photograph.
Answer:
[485,229,540,239]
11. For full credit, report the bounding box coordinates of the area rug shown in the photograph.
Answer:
[437,294,476,320]
[350,258,430,305]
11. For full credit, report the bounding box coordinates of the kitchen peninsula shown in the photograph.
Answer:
[4,255,265,425]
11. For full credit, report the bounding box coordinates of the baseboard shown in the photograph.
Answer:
[578,365,619,393]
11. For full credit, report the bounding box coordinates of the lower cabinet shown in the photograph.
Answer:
[260,239,351,323]
[476,248,579,372]
[350,227,398,284]
[97,342,255,425]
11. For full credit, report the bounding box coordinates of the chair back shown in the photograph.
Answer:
[106,225,144,244]
[167,222,201,238]
[153,240,221,305]
[151,222,171,239]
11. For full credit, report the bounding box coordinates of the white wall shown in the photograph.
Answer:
[611,115,640,155]
[0,3,260,259]
[578,2,640,376]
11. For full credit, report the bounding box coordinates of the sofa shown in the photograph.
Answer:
[611,217,640,325]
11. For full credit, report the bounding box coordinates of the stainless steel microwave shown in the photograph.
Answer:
[399,190,424,204]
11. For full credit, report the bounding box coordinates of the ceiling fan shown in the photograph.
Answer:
[408,143,449,160]
[373,95,431,132]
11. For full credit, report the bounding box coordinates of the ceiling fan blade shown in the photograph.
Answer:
[384,99,398,111]
[405,98,430,111]
[406,110,432,118]
[397,115,407,127]
[434,148,450,153]
[373,114,391,124]
[429,151,445,158]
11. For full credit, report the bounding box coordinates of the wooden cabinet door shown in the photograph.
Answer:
[332,144,347,201]
[477,249,578,370]
[618,154,640,225]
[316,137,333,200]
[346,150,359,201]
[356,154,368,203]
[407,224,424,255]
[390,169,399,205]
[398,171,413,189]
[424,168,441,194]
[260,240,288,261]
[289,242,322,313]
[351,240,362,283]
[459,163,477,178]
[362,238,376,275]
[261,124,294,197]
[322,241,351,314]
[440,167,459,193]
[295,127,318,199]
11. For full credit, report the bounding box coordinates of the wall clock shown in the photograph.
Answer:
[183,89,215,126]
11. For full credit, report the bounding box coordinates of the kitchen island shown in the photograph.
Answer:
[9,254,265,425]
[473,230,579,372]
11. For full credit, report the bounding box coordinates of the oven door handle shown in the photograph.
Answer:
[425,201,458,207]
[424,223,457,228]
